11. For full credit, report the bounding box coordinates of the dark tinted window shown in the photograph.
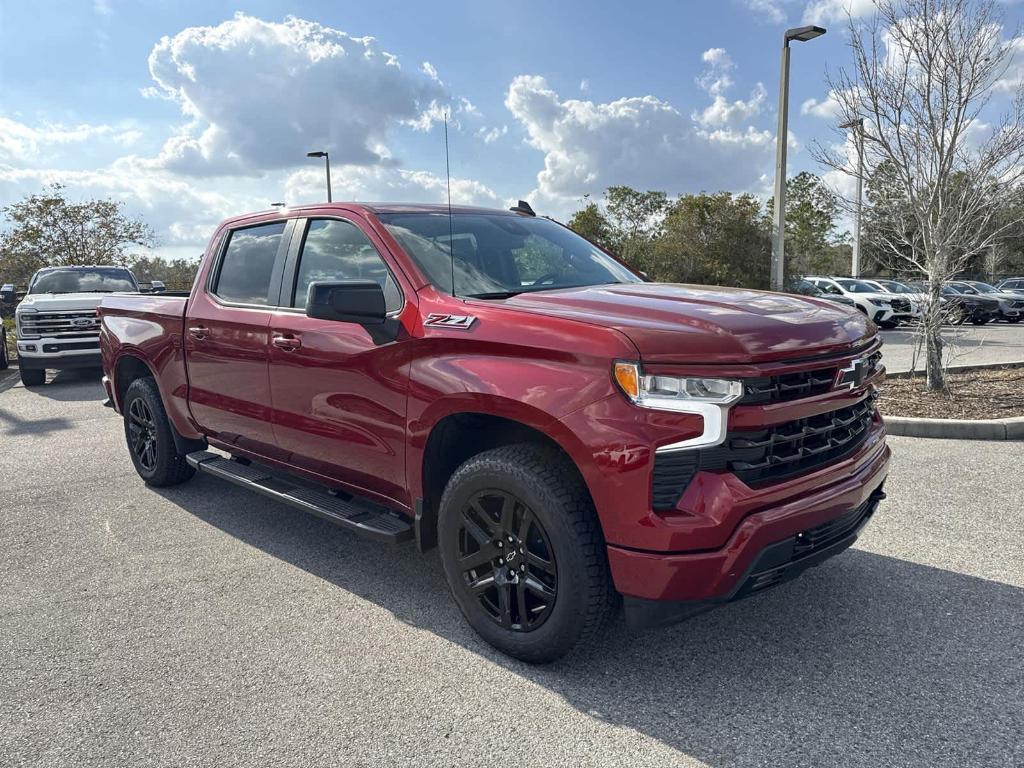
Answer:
[29,268,138,294]
[214,222,285,305]
[380,213,640,297]
[291,219,401,311]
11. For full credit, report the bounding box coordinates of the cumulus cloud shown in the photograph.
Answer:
[284,164,500,207]
[803,0,876,25]
[801,91,845,119]
[477,125,508,144]
[504,73,773,211]
[146,13,447,176]
[0,117,140,160]
[746,0,787,23]
[694,48,767,128]
[0,158,239,249]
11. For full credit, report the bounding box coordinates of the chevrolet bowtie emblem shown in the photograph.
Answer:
[835,357,869,390]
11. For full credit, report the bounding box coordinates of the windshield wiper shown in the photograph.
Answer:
[463,290,524,299]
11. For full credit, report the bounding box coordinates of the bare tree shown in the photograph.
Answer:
[816,0,1024,390]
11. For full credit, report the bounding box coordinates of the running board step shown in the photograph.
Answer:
[186,451,413,544]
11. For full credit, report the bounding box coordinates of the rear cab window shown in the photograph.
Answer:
[212,221,287,305]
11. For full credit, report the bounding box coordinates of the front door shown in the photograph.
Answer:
[267,216,410,505]
[186,220,290,457]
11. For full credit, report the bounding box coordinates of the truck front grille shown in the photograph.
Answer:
[651,395,877,510]
[738,351,881,406]
[890,298,911,313]
[18,309,100,338]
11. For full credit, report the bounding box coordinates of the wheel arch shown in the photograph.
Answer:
[413,403,598,552]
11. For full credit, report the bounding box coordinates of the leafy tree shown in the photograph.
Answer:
[767,171,845,276]
[0,184,156,286]
[566,200,614,252]
[127,254,201,292]
[652,192,770,288]
[603,186,670,271]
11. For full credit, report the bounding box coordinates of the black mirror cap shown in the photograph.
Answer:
[150,280,166,294]
[306,280,387,325]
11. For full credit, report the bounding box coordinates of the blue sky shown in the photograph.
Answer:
[1,0,1022,260]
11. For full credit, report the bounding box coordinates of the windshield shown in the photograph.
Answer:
[790,279,822,296]
[969,282,997,293]
[836,279,881,294]
[878,280,915,293]
[29,267,138,294]
[379,213,642,297]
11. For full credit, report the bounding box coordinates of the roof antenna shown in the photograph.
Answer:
[444,111,456,298]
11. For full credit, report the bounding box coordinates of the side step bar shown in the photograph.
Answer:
[186,451,413,544]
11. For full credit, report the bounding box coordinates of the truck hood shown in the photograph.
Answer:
[16,292,132,313]
[498,283,872,364]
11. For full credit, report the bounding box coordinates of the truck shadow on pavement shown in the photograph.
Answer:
[158,477,1022,768]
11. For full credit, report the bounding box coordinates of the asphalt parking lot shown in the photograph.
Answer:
[1,366,1022,768]
[879,322,1024,372]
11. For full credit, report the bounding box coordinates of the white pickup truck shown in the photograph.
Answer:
[14,266,160,387]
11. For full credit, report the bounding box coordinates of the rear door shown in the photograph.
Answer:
[186,219,292,457]
[267,215,411,504]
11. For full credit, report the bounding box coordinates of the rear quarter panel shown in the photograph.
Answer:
[99,295,199,439]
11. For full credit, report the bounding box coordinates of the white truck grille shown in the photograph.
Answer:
[19,309,101,339]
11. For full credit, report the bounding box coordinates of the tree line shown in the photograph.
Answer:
[0,184,200,291]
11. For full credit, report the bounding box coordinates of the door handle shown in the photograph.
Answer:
[188,326,208,341]
[272,335,301,351]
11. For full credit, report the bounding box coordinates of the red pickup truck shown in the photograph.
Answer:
[99,202,889,662]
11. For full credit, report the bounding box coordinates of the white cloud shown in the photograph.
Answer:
[0,159,239,251]
[146,13,447,176]
[0,117,140,160]
[284,165,500,207]
[747,0,787,23]
[694,48,767,128]
[803,0,876,25]
[477,125,508,144]
[579,79,590,93]
[93,0,112,16]
[504,74,774,213]
[801,91,844,119]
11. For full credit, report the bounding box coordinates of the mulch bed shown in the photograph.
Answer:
[878,367,1024,419]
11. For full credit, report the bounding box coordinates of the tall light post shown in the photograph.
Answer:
[840,118,865,277]
[771,25,827,292]
[306,151,332,202]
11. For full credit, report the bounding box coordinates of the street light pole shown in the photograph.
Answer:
[840,118,865,278]
[306,151,332,202]
[771,25,826,292]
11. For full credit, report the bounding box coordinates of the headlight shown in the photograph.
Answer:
[868,298,891,307]
[15,308,40,339]
[613,362,743,409]
[613,362,743,452]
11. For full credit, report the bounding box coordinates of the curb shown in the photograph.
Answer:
[884,415,1024,440]
[885,360,1024,379]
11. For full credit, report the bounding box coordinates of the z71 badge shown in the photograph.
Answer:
[424,313,476,329]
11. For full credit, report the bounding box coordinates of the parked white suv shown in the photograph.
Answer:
[14,266,152,387]
[804,276,906,329]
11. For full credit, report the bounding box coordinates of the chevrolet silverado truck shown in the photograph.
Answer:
[99,202,890,663]
[15,265,153,387]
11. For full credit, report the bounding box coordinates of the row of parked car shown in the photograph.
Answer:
[791,276,1024,328]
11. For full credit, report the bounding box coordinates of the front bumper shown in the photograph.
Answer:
[623,485,886,627]
[607,430,890,613]
[17,350,102,370]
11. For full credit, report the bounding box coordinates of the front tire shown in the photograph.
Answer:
[438,444,615,664]
[19,366,45,387]
[122,377,195,487]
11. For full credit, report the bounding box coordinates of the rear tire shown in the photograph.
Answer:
[19,367,45,387]
[0,332,8,370]
[122,377,195,487]
[438,443,615,664]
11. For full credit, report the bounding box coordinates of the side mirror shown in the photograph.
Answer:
[306,280,386,325]
[150,280,166,294]
[0,283,15,304]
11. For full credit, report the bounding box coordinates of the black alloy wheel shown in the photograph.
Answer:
[127,396,158,472]
[456,489,558,632]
